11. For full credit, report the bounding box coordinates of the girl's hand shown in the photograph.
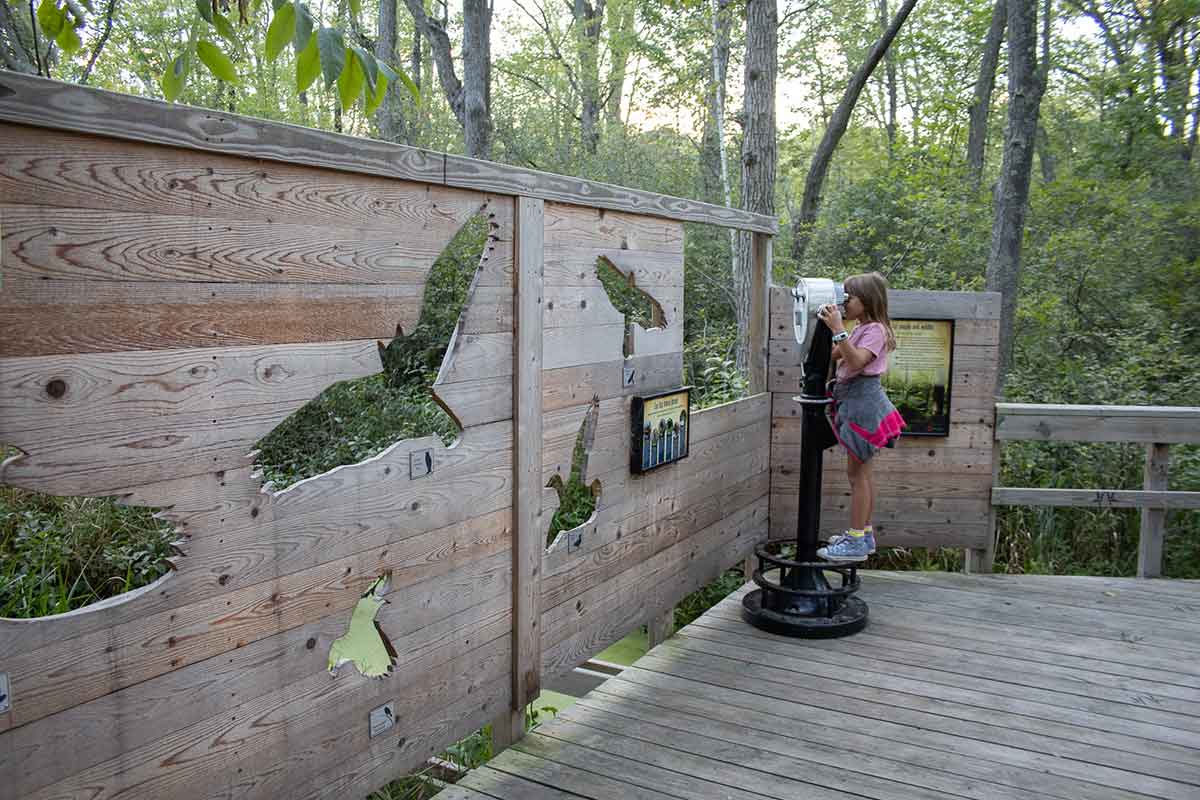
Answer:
[817,303,844,332]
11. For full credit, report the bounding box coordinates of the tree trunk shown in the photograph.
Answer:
[573,0,606,154]
[403,0,492,158]
[735,0,776,375]
[878,0,898,154]
[986,0,1045,396]
[790,0,917,265]
[604,0,635,128]
[374,0,406,143]
[708,0,739,323]
[0,0,38,73]
[967,0,1006,187]
[462,0,493,159]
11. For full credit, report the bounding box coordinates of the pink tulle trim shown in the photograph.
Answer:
[849,410,907,447]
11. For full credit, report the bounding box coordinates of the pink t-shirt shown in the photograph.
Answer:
[836,322,889,382]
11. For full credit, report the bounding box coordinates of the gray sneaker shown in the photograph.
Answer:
[818,533,870,562]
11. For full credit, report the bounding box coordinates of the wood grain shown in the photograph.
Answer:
[0,76,775,232]
[513,196,544,713]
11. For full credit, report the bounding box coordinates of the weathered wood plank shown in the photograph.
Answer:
[995,404,1200,444]
[0,204,468,284]
[534,717,915,800]
[0,76,775,232]
[542,353,683,412]
[631,648,1198,799]
[593,670,1159,800]
[585,681,1094,800]
[6,587,511,796]
[513,196,544,717]
[0,123,490,231]
[1139,443,1171,578]
[0,282,431,355]
[540,499,765,676]
[24,634,511,800]
[0,340,381,443]
[687,612,1200,744]
[993,487,1200,509]
[446,155,776,232]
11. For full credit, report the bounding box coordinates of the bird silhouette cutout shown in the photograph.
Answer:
[594,256,667,357]
[327,574,397,679]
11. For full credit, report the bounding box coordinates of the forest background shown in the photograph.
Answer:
[2,0,1200,610]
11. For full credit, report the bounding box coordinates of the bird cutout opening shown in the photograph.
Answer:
[594,256,667,357]
[253,214,493,490]
[328,573,398,679]
[0,444,180,619]
[545,398,601,549]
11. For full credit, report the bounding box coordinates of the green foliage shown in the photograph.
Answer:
[257,216,489,488]
[674,566,746,628]
[0,483,176,618]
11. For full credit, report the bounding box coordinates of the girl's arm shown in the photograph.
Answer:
[834,339,876,371]
[816,305,877,371]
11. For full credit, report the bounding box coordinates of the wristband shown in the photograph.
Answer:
[831,331,849,343]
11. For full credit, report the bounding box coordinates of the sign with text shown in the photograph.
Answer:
[631,388,691,473]
[882,319,954,436]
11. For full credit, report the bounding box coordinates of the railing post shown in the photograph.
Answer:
[1137,442,1169,578]
[749,233,771,395]
[496,196,545,751]
[647,607,675,649]
[966,399,1000,574]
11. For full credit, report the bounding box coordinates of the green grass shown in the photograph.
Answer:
[0,483,176,618]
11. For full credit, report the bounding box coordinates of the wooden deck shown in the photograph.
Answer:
[442,571,1200,800]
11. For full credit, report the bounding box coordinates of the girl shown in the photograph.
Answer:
[815,272,906,562]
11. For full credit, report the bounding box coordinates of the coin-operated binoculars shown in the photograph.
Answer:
[741,278,868,637]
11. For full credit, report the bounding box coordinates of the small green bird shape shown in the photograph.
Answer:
[327,575,396,678]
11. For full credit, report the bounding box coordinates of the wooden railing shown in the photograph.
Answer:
[991,403,1200,577]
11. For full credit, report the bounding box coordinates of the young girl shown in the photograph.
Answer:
[815,272,906,562]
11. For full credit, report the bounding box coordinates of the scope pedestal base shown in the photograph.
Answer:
[742,589,868,638]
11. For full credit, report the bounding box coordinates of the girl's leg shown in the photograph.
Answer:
[861,459,875,526]
[847,458,870,530]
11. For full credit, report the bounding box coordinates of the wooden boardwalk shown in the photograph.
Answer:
[443,571,1200,800]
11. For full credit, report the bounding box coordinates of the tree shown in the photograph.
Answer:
[986,0,1047,394]
[573,0,605,153]
[735,0,776,374]
[404,0,493,158]
[790,0,918,264]
[966,0,1006,186]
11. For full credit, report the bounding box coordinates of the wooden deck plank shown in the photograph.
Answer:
[868,569,1200,625]
[696,603,1200,713]
[587,674,1118,800]
[437,572,1200,800]
[632,646,1200,789]
[545,709,973,800]
[675,618,1200,755]
[563,694,1064,800]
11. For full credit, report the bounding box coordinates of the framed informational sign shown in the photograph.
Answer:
[882,319,954,437]
[630,388,691,473]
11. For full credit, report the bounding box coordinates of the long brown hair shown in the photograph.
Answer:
[844,272,896,352]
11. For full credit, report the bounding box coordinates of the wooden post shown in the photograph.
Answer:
[497,196,544,750]
[966,399,1000,574]
[647,607,674,648]
[749,233,772,395]
[1137,443,1169,578]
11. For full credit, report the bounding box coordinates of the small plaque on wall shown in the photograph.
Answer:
[631,388,691,474]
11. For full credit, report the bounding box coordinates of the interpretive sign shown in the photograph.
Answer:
[631,388,691,473]
[882,319,954,436]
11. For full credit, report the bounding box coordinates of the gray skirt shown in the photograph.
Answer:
[827,376,906,463]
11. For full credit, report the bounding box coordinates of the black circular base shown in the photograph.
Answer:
[742,588,868,639]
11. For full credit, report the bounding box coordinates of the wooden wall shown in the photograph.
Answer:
[536,203,770,681]
[768,288,1000,552]
[0,119,518,799]
[0,78,773,799]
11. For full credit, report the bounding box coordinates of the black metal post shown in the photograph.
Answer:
[742,319,868,637]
